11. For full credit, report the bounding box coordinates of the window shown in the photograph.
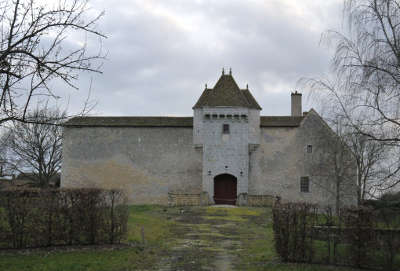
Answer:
[219,114,225,119]
[307,145,312,153]
[226,114,232,119]
[204,114,210,120]
[300,176,310,192]
[234,114,240,120]
[212,114,218,119]
[223,124,230,134]
[241,114,248,120]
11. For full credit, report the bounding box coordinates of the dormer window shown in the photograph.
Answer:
[223,124,230,134]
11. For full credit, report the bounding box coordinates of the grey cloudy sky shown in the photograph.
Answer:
[61,0,343,117]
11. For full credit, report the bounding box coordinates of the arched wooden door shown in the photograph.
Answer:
[213,174,237,205]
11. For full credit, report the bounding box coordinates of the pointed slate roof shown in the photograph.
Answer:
[193,74,262,109]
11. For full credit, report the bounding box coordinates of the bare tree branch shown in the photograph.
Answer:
[0,0,106,126]
[300,0,400,196]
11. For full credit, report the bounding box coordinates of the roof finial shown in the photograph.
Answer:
[246,84,248,89]
[205,83,207,89]
[222,67,225,75]
[229,67,232,75]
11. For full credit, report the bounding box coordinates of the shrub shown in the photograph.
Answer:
[0,188,128,249]
[272,202,317,263]
[272,202,400,270]
[378,191,400,209]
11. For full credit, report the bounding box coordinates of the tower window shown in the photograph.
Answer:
[300,176,310,193]
[307,145,312,153]
[223,124,230,134]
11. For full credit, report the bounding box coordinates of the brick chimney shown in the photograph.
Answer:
[291,91,302,116]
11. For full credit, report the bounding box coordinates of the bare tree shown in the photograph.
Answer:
[347,129,387,203]
[0,0,105,126]
[302,0,400,194]
[330,0,400,143]
[4,107,64,187]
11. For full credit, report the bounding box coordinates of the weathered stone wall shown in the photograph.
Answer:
[61,127,202,204]
[168,193,201,206]
[247,194,275,206]
[249,111,357,208]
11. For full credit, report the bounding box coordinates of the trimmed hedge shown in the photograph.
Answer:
[0,188,128,249]
[272,202,400,270]
[272,202,317,263]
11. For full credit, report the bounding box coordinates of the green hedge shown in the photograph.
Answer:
[0,188,128,249]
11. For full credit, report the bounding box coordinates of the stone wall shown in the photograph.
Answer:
[168,193,201,206]
[249,110,357,208]
[61,127,202,204]
[248,194,275,206]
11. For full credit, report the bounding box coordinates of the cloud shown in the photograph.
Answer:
[59,0,343,116]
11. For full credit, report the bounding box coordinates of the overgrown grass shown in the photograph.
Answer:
[0,248,157,271]
[126,205,176,245]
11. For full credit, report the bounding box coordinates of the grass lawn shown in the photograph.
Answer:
[0,205,364,271]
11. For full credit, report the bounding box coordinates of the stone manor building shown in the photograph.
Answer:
[61,71,357,206]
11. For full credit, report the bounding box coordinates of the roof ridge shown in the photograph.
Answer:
[64,116,303,127]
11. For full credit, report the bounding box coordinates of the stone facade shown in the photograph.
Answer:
[193,106,259,203]
[250,112,357,207]
[61,72,357,207]
[62,126,202,204]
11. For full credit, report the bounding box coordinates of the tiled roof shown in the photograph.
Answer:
[260,116,304,127]
[193,74,262,109]
[63,117,193,127]
[64,116,304,127]
[241,89,262,110]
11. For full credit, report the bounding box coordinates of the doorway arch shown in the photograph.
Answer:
[213,174,237,205]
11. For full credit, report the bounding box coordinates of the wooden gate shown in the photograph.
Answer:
[213,174,237,205]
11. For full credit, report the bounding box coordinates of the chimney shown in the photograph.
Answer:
[291,91,302,116]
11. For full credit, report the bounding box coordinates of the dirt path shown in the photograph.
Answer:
[155,206,271,271]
